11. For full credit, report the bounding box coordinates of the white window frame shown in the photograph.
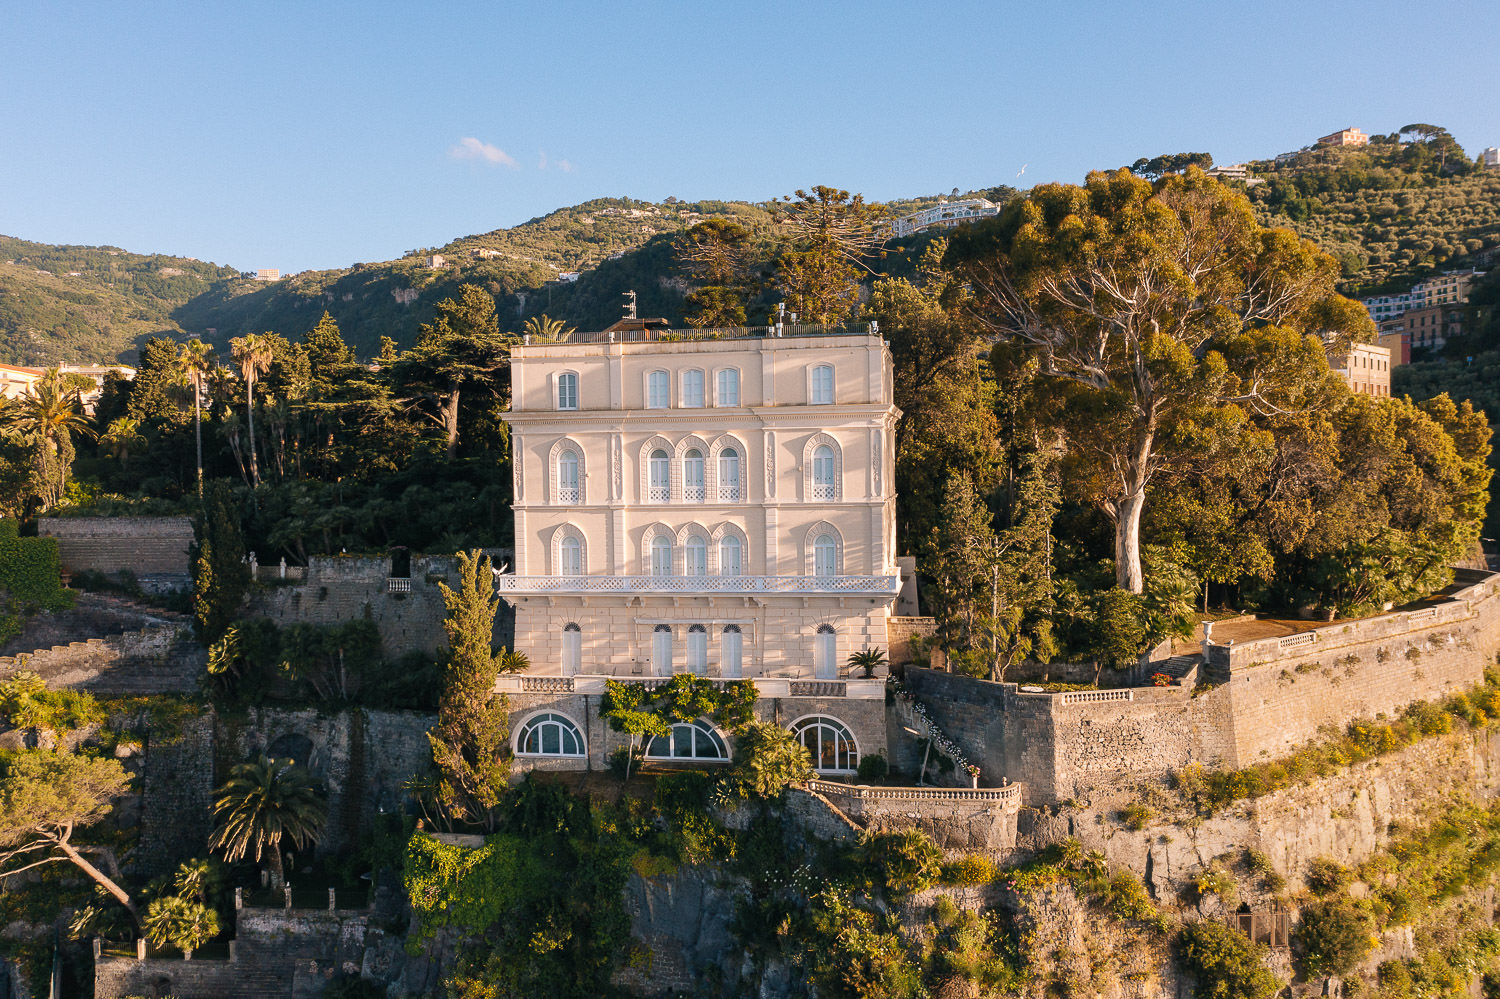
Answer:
[515,711,587,758]
[686,623,708,675]
[644,718,728,760]
[718,535,743,576]
[814,624,837,678]
[557,449,580,504]
[718,448,741,501]
[651,536,673,577]
[683,449,706,502]
[562,622,581,675]
[720,625,743,678]
[651,624,674,676]
[556,371,579,411]
[715,367,741,407]
[810,364,834,405]
[648,448,671,503]
[812,445,835,501]
[646,369,670,409]
[814,534,837,578]
[559,535,582,576]
[789,714,859,774]
[685,535,708,576]
[681,368,705,408]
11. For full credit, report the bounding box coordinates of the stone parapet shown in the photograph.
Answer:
[37,516,193,576]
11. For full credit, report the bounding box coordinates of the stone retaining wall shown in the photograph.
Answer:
[37,516,193,576]
[0,624,204,695]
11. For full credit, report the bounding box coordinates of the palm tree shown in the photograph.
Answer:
[100,416,145,468]
[174,339,215,498]
[143,894,220,959]
[230,333,274,487]
[208,756,326,889]
[522,314,574,343]
[847,647,889,679]
[9,369,95,508]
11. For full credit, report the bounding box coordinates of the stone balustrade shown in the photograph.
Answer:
[492,573,900,595]
[494,673,885,699]
[806,779,1022,804]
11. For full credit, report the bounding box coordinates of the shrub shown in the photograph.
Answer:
[1122,801,1155,830]
[1178,920,1281,999]
[1196,864,1238,905]
[856,753,889,784]
[1297,900,1375,977]
[1304,857,1353,896]
[941,854,997,887]
[1105,870,1158,922]
[860,829,942,897]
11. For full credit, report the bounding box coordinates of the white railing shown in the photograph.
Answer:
[648,486,670,503]
[789,680,845,697]
[494,673,885,699]
[1279,632,1317,650]
[492,574,900,595]
[684,484,705,502]
[718,483,741,501]
[387,577,411,593]
[557,486,579,504]
[806,779,1022,805]
[1059,689,1133,705]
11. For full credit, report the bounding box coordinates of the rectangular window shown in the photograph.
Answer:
[682,370,704,408]
[716,368,740,407]
[647,370,669,409]
[811,364,834,405]
[557,372,578,410]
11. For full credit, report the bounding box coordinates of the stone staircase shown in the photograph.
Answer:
[1150,655,1200,686]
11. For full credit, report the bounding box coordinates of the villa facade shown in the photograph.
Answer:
[494,326,902,774]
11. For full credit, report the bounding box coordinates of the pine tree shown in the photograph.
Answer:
[426,549,510,830]
[191,481,250,644]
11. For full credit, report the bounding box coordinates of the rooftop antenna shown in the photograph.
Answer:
[622,290,637,320]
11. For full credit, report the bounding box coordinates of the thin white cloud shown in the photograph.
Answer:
[538,149,548,169]
[557,158,574,173]
[449,137,517,168]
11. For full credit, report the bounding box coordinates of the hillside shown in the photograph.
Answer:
[0,236,240,365]
[1241,136,1500,294]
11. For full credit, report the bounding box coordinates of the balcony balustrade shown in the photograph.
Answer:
[492,573,899,595]
[494,673,886,700]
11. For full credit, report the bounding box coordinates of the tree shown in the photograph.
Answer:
[924,474,999,655]
[174,338,215,498]
[191,480,250,644]
[1177,920,1281,999]
[0,750,138,927]
[426,549,510,829]
[1128,152,1214,179]
[303,311,355,389]
[676,219,757,327]
[230,333,274,487]
[391,286,510,458]
[600,680,671,780]
[947,167,1368,591]
[127,337,188,423]
[209,755,327,889]
[100,416,145,469]
[8,368,95,507]
[773,186,886,326]
[521,314,574,343]
[143,894,220,958]
[718,721,814,801]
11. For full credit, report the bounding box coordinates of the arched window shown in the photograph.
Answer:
[721,625,742,679]
[685,535,707,576]
[718,448,741,501]
[718,535,742,576]
[645,719,728,760]
[682,369,705,408]
[814,534,837,578]
[557,449,579,504]
[716,368,740,407]
[559,535,582,576]
[812,445,835,500]
[557,372,578,411]
[686,623,708,675]
[648,449,670,502]
[683,449,705,501]
[814,624,837,679]
[791,715,858,773]
[651,536,673,577]
[562,622,581,675]
[810,364,834,405]
[651,624,673,676]
[647,370,670,409]
[516,712,586,758]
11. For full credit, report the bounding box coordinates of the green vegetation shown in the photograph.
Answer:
[601,673,758,780]
[1178,919,1283,999]
[208,755,327,888]
[1175,667,1500,812]
[0,518,71,641]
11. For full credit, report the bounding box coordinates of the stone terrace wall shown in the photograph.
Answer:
[0,624,204,695]
[136,714,216,876]
[244,553,513,656]
[37,516,193,576]
[1207,570,1500,764]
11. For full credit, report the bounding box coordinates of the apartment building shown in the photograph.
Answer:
[1318,127,1370,147]
[888,198,1000,239]
[1327,341,1392,397]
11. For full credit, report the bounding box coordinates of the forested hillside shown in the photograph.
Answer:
[0,237,240,365]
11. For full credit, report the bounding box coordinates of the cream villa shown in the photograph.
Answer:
[494,323,901,774]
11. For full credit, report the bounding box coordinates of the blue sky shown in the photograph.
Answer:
[4,0,1497,274]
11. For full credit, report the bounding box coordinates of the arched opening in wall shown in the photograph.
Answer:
[645,719,728,761]
[516,712,586,758]
[685,535,707,576]
[266,733,316,769]
[652,624,674,676]
[649,449,671,502]
[813,533,837,577]
[812,446,836,501]
[562,622,581,675]
[814,624,836,679]
[790,715,858,774]
[389,547,411,578]
[684,449,705,501]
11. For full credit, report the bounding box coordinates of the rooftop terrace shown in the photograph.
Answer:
[520,322,880,347]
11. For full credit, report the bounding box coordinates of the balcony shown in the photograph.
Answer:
[492,573,900,595]
[493,673,886,699]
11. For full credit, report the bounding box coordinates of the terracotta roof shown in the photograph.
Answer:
[0,363,46,377]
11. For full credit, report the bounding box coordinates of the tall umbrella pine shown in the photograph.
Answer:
[175,339,215,498]
[230,334,273,487]
[208,756,326,890]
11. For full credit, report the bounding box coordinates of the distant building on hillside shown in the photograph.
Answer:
[0,363,45,402]
[1318,127,1369,147]
[1326,341,1391,396]
[1483,147,1499,170]
[1378,328,1411,367]
[888,198,1000,239]
[1404,304,1467,350]
[472,248,503,259]
[557,271,580,283]
[254,269,280,282]
[1360,269,1485,325]
[428,255,447,269]
[1206,163,1264,187]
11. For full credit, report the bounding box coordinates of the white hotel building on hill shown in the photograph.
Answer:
[493,325,900,774]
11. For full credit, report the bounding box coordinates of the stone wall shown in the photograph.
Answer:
[805,782,1022,851]
[887,615,936,666]
[135,714,217,877]
[244,553,513,657]
[0,624,204,695]
[37,516,193,577]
